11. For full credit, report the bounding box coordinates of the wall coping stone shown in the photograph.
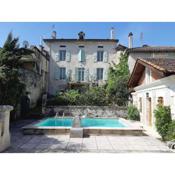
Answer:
[0,105,13,112]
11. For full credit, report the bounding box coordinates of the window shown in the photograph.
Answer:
[98,46,103,48]
[139,97,142,112]
[59,50,66,61]
[59,67,66,80]
[97,68,103,80]
[79,45,84,48]
[97,51,104,62]
[78,49,85,62]
[157,97,164,106]
[60,45,66,48]
[78,68,85,81]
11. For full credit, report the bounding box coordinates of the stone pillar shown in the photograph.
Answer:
[0,105,13,152]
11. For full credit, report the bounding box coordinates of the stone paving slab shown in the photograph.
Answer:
[1,120,173,153]
[3,134,172,153]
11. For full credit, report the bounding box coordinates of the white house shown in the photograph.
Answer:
[43,29,125,95]
[128,58,175,131]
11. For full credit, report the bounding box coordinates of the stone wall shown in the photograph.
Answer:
[20,68,43,108]
[44,105,127,118]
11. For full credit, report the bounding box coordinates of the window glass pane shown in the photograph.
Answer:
[97,68,103,80]
[59,50,66,61]
[97,51,104,62]
[60,67,66,80]
[78,68,85,81]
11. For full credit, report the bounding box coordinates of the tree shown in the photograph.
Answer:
[106,52,130,106]
[0,33,33,111]
[154,105,172,141]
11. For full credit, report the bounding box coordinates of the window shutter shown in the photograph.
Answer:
[54,67,60,80]
[103,69,108,81]
[103,51,108,63]
[85,68,89,82]
[78,50,82,62]
[66,69,72,81]
[66,51,71,62]
[78,49,85,62]
[94,52,97,62]
[93,68,97,81]
[81,50,85,62]
[55,52,60,62]
[75,68,78,82]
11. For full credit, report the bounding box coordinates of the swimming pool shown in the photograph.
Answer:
[35,118,126,128]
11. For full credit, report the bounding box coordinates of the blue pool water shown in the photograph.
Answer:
[35,118,126,128]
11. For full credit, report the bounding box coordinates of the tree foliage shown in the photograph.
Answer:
[154,105,172,141]
[0,33,33,108]
[106,52,130,106]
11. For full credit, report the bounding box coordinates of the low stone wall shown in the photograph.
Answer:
[44,106,127,118]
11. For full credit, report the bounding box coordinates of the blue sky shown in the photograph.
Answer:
[0,22,175,48]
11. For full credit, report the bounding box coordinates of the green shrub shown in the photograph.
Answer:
[165,120,175,141]
[47,87,108,106]
[46,96,69,106]
[154,105,172,141]
[127,104,140,121]
[79,86,108,106]
[63,90,81,105]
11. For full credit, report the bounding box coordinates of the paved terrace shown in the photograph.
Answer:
[3,120,172,153]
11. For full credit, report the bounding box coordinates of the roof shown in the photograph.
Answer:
[128,58,175,88]
[115,44,128,51]
[19,55,37,63]
[128,46,175,53]
[138,58,175,73]
[43,38,119,43]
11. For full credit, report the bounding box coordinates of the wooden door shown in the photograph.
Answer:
[148,97,152,126]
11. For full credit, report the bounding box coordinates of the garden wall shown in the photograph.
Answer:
[44,106,127,118]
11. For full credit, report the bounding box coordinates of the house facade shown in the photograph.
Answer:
[20,46,49,107]
[128,58,175,130]
[43,30,123,95]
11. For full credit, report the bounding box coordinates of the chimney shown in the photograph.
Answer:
[51,30,57,39]
[128,32,133,48]
[110,27,115,39]
[78,31,85,40]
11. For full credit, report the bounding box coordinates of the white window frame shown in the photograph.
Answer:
[59,50,66,61]
[78,67,85,81]
[97,50,104,62]
[96,68,104,80]
[59,67,66,80]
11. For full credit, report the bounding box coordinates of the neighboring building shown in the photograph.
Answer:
[128,58,175,130]
[43,29,124,95]
[19,46,49,107]
[127,32,175,73]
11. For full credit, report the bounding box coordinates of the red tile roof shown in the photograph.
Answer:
[128,58,175,88]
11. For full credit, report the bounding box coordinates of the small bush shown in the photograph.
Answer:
[165,120,175,141]
[127,104,140,121]
[154,105,172,141]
